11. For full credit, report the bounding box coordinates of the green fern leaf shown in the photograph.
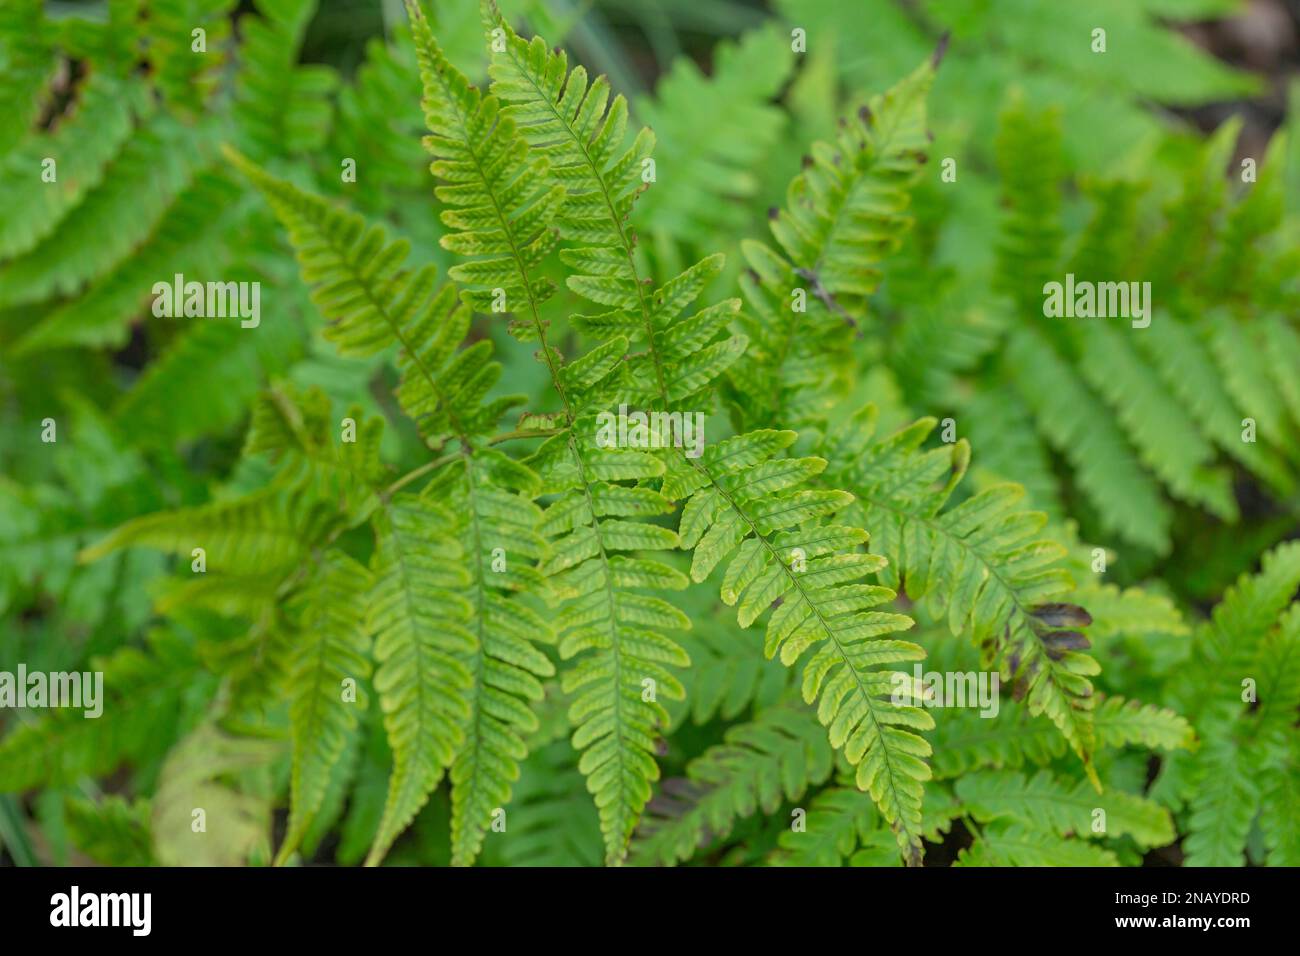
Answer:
[229,151,521,444]
[633,24,795,249]
[408,1,562,318]
[772,787,898,867]
[65,795,155,867]
[426,449,557,867]
[955,769,1174,848]
[667,429,932,862]
[0,629,212,792]
[732,57,935,428]
[278,549,373,864]
[632,701,832,866]
[820,405,1101,778]
[416,3,694,863]
[957,822,1119,867]
[0,74,141,259]
[79,488,338,575]
[365,493,474,865]
[231,0,335,161]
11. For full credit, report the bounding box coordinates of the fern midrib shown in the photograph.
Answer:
[455,446,493,864]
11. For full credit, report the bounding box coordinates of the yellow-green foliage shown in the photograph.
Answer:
[0,0,1294,870]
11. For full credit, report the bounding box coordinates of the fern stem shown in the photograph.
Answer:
[382,428,560,498]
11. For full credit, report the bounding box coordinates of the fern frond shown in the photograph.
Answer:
[427,449,557,867]
[145,0,236,114]
[408,1,562,321]
[957,822,1119,867]
[1206,128,1287,300]
[486,10,747,405]
[993,99,1180,552]
[772,787,900,867]
[0,629,211,792]
[416,3,693,863]
[536,425,690,863]
[1207,310,1300,470]
[231,0,335,161]
[731,57,935,428]
[633,24,795,249]
[994,95,1064,312]
[769,59,934,314]
[229,150,520,444]
[65,795,155,867]
[665,429,931,862]
[930,691,1191,781]
[1178,541,1300,865]
[1182,737,1260,866]
[929,705,1065,779]
[1008,324,1171,552]
[1260,742,1300,866]
[278,549,373,864]
[1078,320,1237,519]
[961,384,1063,518]
[233,142,557,867]
[1201,539,1300,672]
[152,722,277,867]
[955,769,1174,848]
[245,384,386,523]
[12,170,247,354]
[631,701,832,866]
[365,493,474,865]
[328,24,427,213]
[79,488,338,574]
[484,19,943,862]
[0,73,142,259]
[0,114,207,310]
[820,405,1101,778]
[1093,696,1195,751]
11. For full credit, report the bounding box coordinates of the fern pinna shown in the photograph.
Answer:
[9,0,1289,871]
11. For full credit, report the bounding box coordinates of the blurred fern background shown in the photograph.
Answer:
[1,0,1298,868]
